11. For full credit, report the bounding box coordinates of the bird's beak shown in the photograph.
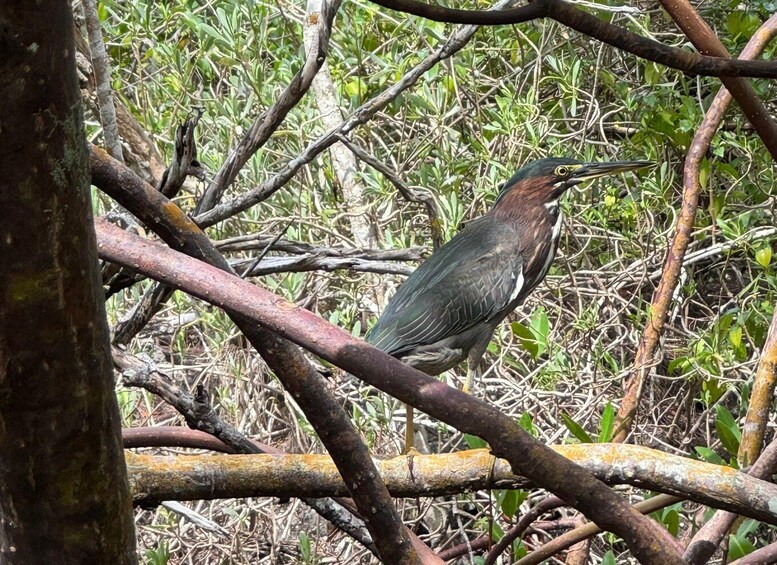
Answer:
[568,160,654,186]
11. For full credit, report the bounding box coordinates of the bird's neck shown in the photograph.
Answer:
[489,186,563,282]
[490,181,561,228]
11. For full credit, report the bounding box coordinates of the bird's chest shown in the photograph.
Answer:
[519,210,562,292]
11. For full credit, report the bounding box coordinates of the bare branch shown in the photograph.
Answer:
[195,0,343,213]
[231,254,415,277]
[96,218,685,563]
[337,134,445,250]
[614,13,777,442]
[124,443,777,526]
[81,0,123,161]
[363,0,777,78]
[659,0,777,160]
[304,0,378,247]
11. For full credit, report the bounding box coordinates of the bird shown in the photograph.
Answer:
[365,157,652,452]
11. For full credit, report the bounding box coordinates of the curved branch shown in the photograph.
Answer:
[613,12,777,442]
[96,218,684,563]
[365,0,777,78]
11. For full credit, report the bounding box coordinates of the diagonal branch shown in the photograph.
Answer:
[96,218,685,563]
[195,0,342,213]
[613,14,777,443]
[659,0,777,160]
[363,0,777,78]
[193,0,504,228]
[113,346,377,554]
[337,134,445,250]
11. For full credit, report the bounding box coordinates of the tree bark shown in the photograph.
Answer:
[0,3,136,562]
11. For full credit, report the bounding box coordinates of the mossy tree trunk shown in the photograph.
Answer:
[0,2,137,562]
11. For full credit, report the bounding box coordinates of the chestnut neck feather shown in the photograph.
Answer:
[488,176,561,286]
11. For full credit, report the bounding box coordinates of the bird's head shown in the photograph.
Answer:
[494,157,653,209]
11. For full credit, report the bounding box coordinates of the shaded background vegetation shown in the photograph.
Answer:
[86,0,777,561]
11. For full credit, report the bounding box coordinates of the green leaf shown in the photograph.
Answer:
[727,533,756,560]
[519,412,537,436]
[561,413,594,443]
[598,403,615,443]
[694,446,724,465]
[663,509,680,536]
[464,434,488,449]
[497,489,526,518]
[511,321,539,358]
[600,550,617,565]
[756,246,772,268]
[715,405,741,456]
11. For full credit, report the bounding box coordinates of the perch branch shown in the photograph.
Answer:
[96,218,686,563]
[123,444,777,525]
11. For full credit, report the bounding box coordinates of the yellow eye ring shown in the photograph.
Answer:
[555,166,569,176]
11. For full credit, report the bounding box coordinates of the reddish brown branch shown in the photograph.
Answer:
[659,0,777,160]
[365,0,777,78]
[122,427,236,453]
[685,435,777,563]
[95,217,684,563]
[484,497,565,565]
[613,13,777,442]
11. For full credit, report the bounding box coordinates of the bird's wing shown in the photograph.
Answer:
[366,217,523,356]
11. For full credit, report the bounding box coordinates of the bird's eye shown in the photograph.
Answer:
[555,166,569,176]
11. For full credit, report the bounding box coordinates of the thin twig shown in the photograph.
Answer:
[337,134,445,249]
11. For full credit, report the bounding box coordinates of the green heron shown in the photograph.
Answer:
[366,157,652,451]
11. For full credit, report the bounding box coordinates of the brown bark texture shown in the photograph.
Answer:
[0,3,136,563]
[96,214,685,563]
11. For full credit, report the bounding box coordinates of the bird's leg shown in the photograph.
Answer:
[405,403,415,453]
[463,360,482,394]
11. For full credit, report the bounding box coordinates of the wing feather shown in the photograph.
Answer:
[367,217,524,356]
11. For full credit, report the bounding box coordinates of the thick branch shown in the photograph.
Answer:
[124,444,777,525]
[96,219,683,563]
[364,0,777,78]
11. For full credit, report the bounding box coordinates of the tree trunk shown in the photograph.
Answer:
[0,2,137,562]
